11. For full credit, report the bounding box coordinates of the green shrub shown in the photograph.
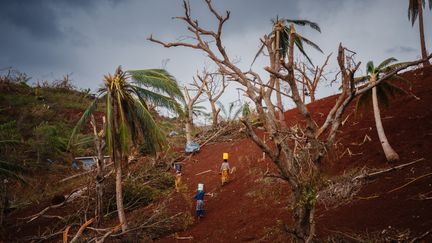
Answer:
[29,122,69,163]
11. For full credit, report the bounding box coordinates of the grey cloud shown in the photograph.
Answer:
[0,0,429,106]
[386,46,417,54]
[0,0,126,40]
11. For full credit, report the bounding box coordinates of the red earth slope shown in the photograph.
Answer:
[159,66,432,242]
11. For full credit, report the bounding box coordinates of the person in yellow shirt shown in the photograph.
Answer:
[220,153,230,186]
[173,162,182,192]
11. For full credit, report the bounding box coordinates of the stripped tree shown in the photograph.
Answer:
[149,0,432,241]
[295,53,332,103]
[253,17,323,126]
[89,115,106,226]
[195,70,228,127]
[183,78,206,143]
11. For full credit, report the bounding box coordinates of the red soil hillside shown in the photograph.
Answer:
[158,66,432,242]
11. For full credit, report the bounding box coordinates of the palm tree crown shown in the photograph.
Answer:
[70,66,182,155]
[252,18,323,66]
[355,58,408,111]
[69,66,183,231]
[408,0,432,25]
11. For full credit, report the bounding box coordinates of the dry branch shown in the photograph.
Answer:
[410,230,432,243]
[63,226,71,243]
[388,172,432,193]
[69,218,95,243]
[195,170,212,176]
[95,224,122,243]
[353,158,425,181]
[175,235,194,240]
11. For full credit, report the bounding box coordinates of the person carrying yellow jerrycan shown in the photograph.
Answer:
[220,153,231,186]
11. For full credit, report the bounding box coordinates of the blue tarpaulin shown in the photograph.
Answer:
[185,141,200,153]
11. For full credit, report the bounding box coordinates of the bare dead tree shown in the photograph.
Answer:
[295,53,332,103]
[148,0,432,241]
[183,80,205,143]
[194,70,228,127]
[90,115,106,226]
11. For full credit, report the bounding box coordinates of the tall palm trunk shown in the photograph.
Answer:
[112,102,128,232]
[372,86,400,162]
[417,0,430,66]
[115,154,128,231]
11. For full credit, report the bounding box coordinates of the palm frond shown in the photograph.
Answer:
[251,43,266,67]
[294,34,314,65]
[380,80,409,98]
[381,61,411,73]
[105,93,113,154]
[228,102,236,118]
[377,57,398,71]
[117,95,131,156]
[216,101,228,118]
[298,35,323,54]
[68,98,98,149]
[408,0,419,25]
[388,74,412,90]
[354,75,370,85]
[242,103,251,117]
[128,69,184,101]
[366,61,375,75]
[279,26,291,58]
[376,86,390,108]
[355,89,372,112]
[133,86,182,115]
[231,105,243,121]
[132,98,165,154]
[285,19,321,32]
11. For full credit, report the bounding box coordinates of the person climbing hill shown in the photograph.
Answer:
[220,153,231,186]
[194,183,206,219]
[173,162,183,192]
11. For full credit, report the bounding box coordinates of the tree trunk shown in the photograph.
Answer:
[115,156,128,232]
[90,115,105,226]
[95,158,104,226]
[185,121,192,143]
[292,197,316,243]
[185,104,193,143]
[310,89,315,103]
[210,101,219,127]
[418,0,430,67]
[372,86,400,162]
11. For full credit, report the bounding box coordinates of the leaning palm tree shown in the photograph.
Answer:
[408,0,431,66]
[69,66,182,232]
[253,18,323,126]
[355,58,409,162]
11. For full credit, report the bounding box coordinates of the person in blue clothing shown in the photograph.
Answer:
[194,183,206,218]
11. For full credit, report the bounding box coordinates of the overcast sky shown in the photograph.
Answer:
[1,0,431,113]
